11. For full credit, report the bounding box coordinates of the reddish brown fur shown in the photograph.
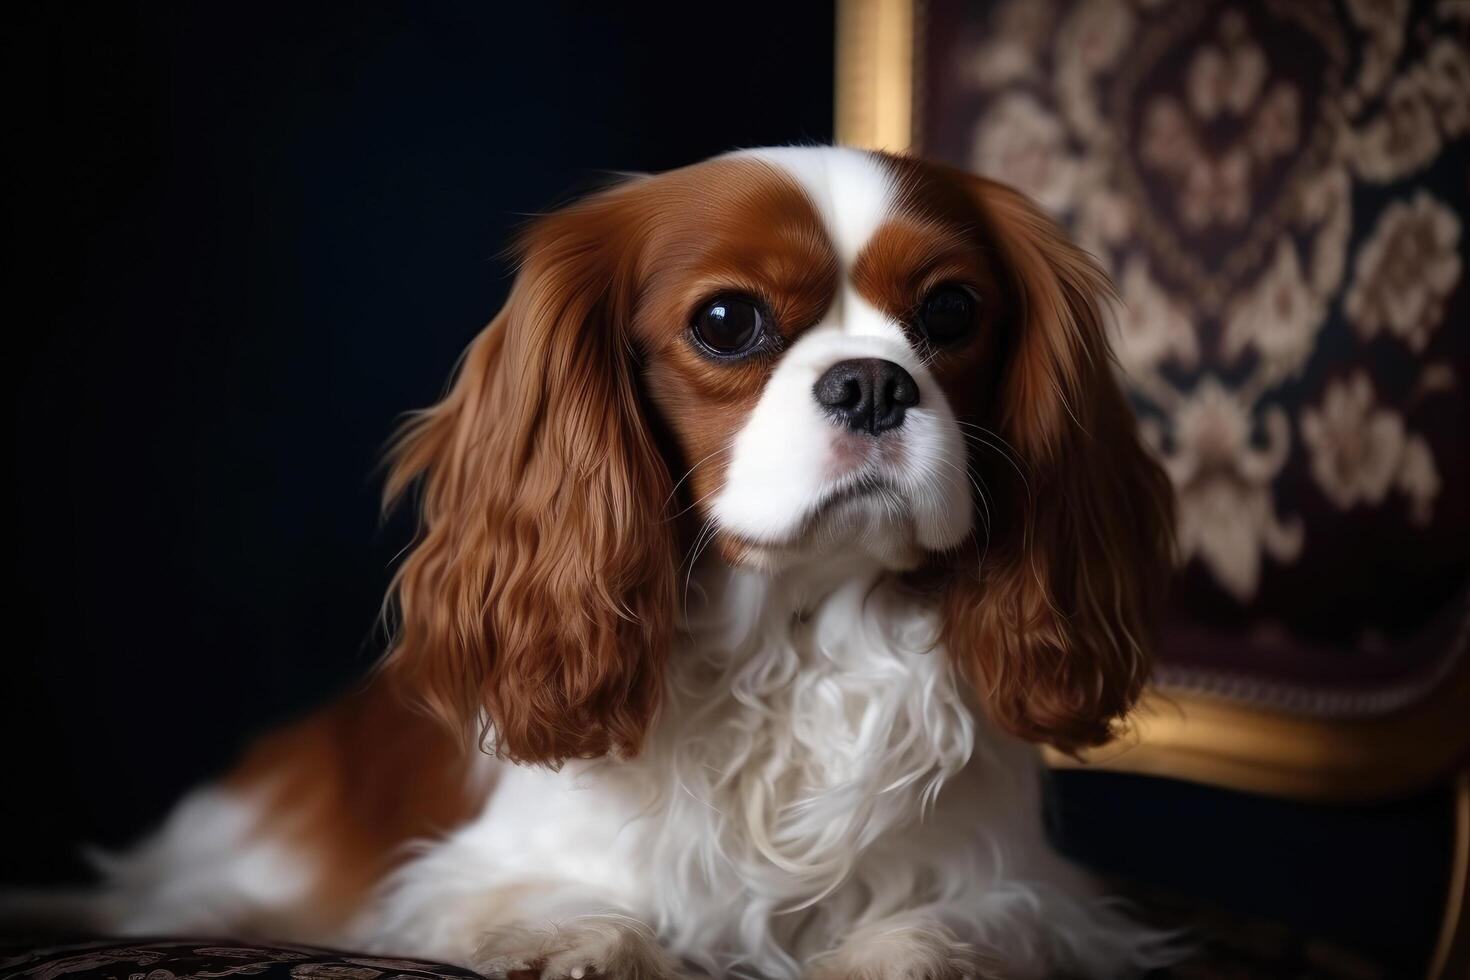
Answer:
[381,188,677,767]
[848,211,1006,427]
[631,160,838,564]
[382,157,834,766]
[880,156,1175,753]
[224,672,487,936]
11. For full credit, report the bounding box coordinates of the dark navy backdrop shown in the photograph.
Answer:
[5,1,834,882]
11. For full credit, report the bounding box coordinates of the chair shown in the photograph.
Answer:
[835,1,1470,976]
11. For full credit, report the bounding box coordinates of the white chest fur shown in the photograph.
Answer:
[367,559,1062,978]
[638,562,982,975]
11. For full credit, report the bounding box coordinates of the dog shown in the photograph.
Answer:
[12,147,1176,980]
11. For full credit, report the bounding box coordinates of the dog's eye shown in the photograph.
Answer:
[916,285,976,346]
[693,296,766,357]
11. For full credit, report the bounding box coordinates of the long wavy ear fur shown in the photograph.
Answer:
[381,183,676,767]
[941,177,1175,753]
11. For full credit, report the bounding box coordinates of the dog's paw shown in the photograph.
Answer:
[806,916,1000,980]
[474,914,679,980]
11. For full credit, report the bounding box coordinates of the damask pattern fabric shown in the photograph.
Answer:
[919,0,1470,712]
[0,937,484,980]
[0,925,1392,980]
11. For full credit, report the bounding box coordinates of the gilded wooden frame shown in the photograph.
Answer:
[835,0,915,151]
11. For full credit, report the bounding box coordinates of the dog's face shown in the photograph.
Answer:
[384,148,1174,766]
[624,149,1004,571]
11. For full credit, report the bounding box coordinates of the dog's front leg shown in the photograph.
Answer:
[474,908,679,980]
[360,876,680,980]
[804,911,999,980]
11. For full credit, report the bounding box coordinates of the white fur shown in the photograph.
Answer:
[475,914,680,980]
[5,787,318,939]
[711,322,972,559]
[344,558,1169,979]
[31,148,1175,980]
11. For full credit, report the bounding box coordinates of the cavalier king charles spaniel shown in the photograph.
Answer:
[17,147,1177,979]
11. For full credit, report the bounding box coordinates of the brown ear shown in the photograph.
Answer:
[941,178,1175,753]
[381,183,676,767]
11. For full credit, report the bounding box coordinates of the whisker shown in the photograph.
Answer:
[661,444,734,518]
[953,425,1034,509]
[951,425,1050,605]
[681,517,721,618]
[929,452,993,563]
[666,477,732,524]
[952,421,1030,475]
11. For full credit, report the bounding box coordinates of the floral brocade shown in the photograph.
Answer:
[919,0,1469,713]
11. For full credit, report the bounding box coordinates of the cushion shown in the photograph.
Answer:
[0,913,1391,980]
[0,936,483,980]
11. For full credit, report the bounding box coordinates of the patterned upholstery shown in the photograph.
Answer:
[0,937,483,980]
[0,924,1394,980]
[916,0,1470,716]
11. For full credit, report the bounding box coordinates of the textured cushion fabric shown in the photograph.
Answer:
[0,937,484,980]
[0,920,1392,980]
[914,0,1470,715]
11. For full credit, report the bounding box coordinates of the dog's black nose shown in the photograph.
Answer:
[813,358,920,435]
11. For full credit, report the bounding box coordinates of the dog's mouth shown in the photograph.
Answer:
[721,476,908,553]
[714,476,924,573]
[805,475,904,525]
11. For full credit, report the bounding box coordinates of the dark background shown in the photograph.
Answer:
[2,3,1451,975]
[4,0,837,877]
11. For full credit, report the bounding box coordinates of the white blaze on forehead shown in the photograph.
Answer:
[737,147,904,341]
[734,146,898,266]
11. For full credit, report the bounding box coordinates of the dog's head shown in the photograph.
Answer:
[383,147,1174,765]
